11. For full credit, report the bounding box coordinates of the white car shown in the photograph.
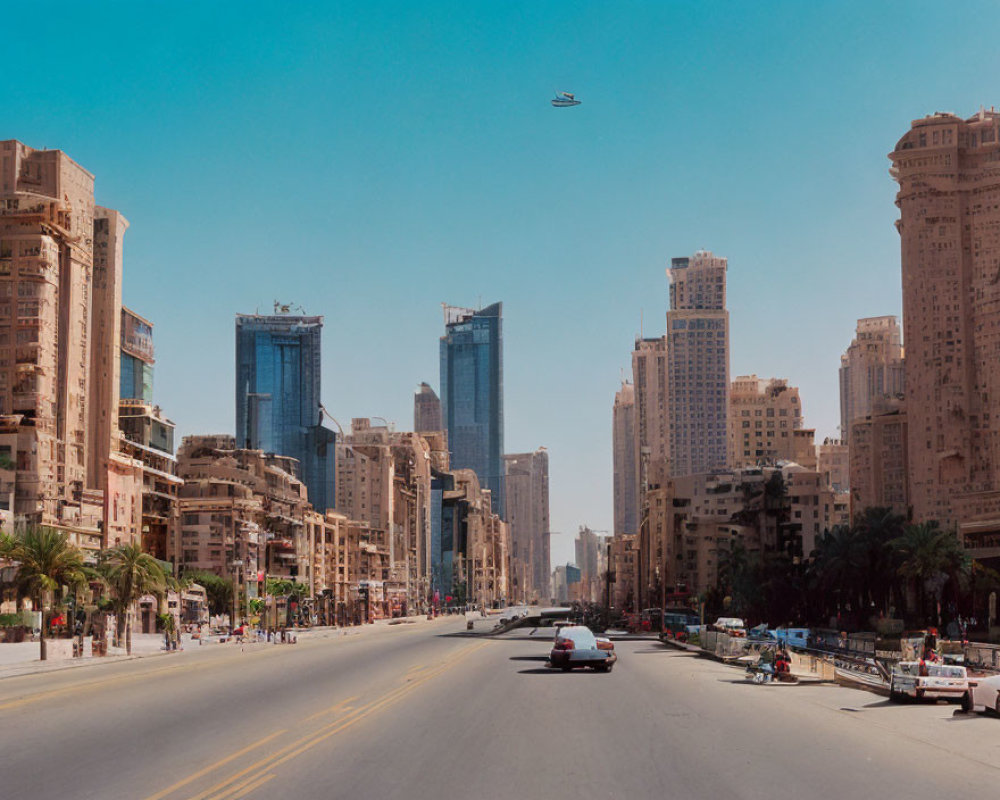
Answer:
[889,662,972,709]
[968,672,1000,714]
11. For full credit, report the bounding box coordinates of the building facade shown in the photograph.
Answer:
[839,316,905,445]
[890,110,1000,530]
[503,448,550,604]
[665,251,730,477]
[612,380,637,537]
[235,311,336,513]
[0,140,133,553]
[849,400,909,519]
[414,382,442,433]
[439,303,504,519]
[728,375,803,468]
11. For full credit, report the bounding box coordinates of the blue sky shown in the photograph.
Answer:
[5,1,1000,566]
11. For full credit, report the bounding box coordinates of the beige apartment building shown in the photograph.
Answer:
[631,336,669,510]
[728,375,803,468]
[816,439,849,494]
[0,140,138,553]
[175,435,312,591]
[335,419,433,614]
[849,399,909,520]
[839,316,905,445]
[890,110,1000,545]
[666,251,730,477]
[609,534,637,611]
[637,466,846,603]
[612,380,637,537]
[503,448,550,604]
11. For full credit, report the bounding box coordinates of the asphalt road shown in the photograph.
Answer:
[2,618,1000,799]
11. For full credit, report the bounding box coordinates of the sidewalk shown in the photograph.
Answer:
[0,614,458,680]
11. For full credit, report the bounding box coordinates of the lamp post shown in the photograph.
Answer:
[230,560,243,631]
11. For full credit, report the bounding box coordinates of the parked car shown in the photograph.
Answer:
[889,661,972,709]
[548,625,617,672]
[968,672,1000,714]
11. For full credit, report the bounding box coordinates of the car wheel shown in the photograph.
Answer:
[561,665,572,672]
[604,662,614,673]
[888,688,902,703]
[961,692,973,713]
[995,694,1000,716]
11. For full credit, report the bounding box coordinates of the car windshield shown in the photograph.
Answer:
[558,627,598,648]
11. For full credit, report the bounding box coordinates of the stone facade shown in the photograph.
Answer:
[890,109,1000,527]
[666,251,730,476]
[838,316,905,445]
[728,375,803,467]
[612,381,637,537]
[503,448,550,604]
[849,400,909,519]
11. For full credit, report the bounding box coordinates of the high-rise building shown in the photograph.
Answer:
[235,311,336,512]
[612,381,637,537]
[439,302,504,518]
[890,109,1000,530]
[839,316,905,445]
[666,251,730,476]
[414,382,442,433]
[631,336,668,513]
[504,448,550,603]
[728,375,803,468]
[0,140,130,550]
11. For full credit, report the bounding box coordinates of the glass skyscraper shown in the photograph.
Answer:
[235,313,336,512]
[439,302,505,519]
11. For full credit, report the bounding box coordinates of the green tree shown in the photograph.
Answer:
[892,521,967,625]
[98,544,166,655]
[181,570,233,617]
[4,527,89,661]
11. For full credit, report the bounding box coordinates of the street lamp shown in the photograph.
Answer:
[230,560,243,631]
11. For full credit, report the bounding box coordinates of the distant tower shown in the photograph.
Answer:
[612,381,637,536]
[440,303,505,518]
[414,382,442,433]
[838,316,905,445]
[504,449,550,602]
[235,311,336,512]
[666,251,730,475]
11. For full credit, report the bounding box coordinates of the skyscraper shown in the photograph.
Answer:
[504,448,550,603]
[235,311,336,512]
[666,251,730,475]
[0,140,131,548]
[414,382,442,433]
[439,302,504,518]
[612,380,637,537]
[838,316,905,444]
[890,109,1000,529]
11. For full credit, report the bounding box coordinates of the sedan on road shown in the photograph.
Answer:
[548,625,617,672]
[969,672,1000,714]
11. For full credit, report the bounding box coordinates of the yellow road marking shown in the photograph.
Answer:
[226,774,275,800]
[178,641,489,800]
[142,730,288,800]
[303,695,359,722]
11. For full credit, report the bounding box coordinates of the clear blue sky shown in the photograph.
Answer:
[5,1,1000,567]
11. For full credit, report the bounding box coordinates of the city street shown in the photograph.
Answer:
[1,618,999,799]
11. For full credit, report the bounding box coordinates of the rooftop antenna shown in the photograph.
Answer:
[640,308,644,339]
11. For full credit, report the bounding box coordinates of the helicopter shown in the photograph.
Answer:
[551,91,581,107]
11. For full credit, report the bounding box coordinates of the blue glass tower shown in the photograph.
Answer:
[439,302,505,519]
[235,313,336,512]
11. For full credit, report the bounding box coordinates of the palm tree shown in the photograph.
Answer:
[98,543,166,655]
[892,521,967,625]
[854,506,906,615]
[4,527,89,661]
